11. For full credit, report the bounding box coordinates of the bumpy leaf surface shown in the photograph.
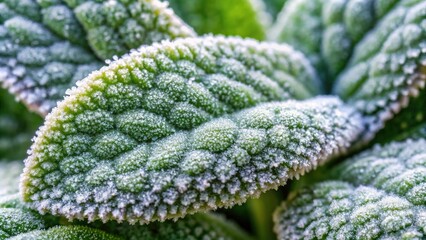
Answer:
[20,36,364,223]
[0,89,42,159]
[274,139,426,240]
[64,0,195,59]
[0,195,249,240]
[272,0,426,134]
[0,161,23,196]
[166,0,268,40]
[0,0,195,116]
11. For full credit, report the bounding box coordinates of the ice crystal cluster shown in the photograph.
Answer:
[274,139,426,240]
[273,0,426,133]
[0,194,248,240]
[0,0,194,115]
[20,36,365,224]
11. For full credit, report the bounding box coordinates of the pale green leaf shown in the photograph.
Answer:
[21,36,364,224]
[274,139,426,239]
[0,0,195,115]
[272,0,426,138]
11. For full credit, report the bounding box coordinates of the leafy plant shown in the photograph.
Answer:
[1,0,426,239]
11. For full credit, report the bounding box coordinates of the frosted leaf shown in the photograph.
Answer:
[273,0,426,136]
[0,0,102,115]
[0,89,42,160]
[21,36,331,223]
[68,0,195,59]
[0,0,195,116]
[0,161,23,196]
[166,0,269,40]
[21,40,363,222]
[274,139,426,240]
[271,0,378,83]
[0,195,249,240]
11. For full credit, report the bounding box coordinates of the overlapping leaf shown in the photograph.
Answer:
[274,139,426,239]
[0,89,42,159]
[0,195,250,240]
[0,0,195,116]
[272,0,426,135]
[20,36,364,224]
[166,0,269,40]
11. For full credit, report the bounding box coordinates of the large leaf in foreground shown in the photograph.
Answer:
[274,139,426,239]
[0,0,195,115]
[64,0,196,59]
[0,195,249,240]
[21,36,363,224]
[272,0,426,135]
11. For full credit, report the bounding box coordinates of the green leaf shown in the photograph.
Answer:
[0,195,250,240]
[0,0,195,116]
[0,89,42,159]
[274,139,426,239]
[21,36,363,223]
[272,0,426,136]
[166,0,269,40]
[65,0,196,59]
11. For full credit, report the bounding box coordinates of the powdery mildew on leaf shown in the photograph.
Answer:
[20,36,364,224]
[166,0,269,40]
[274,139,426,239]
[0,89,42,159]
[272,0,426,134]
[0,0,195,116]
[0,195,249,240]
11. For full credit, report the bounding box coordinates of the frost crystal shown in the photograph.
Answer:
[272,0,426,134]
[20,36,363,223]
[274,139,426,240]
[0,195,248,240]
[0,0,195,116]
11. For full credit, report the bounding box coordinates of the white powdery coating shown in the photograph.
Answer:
[20,36,357,224]
[274,139,426,240]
